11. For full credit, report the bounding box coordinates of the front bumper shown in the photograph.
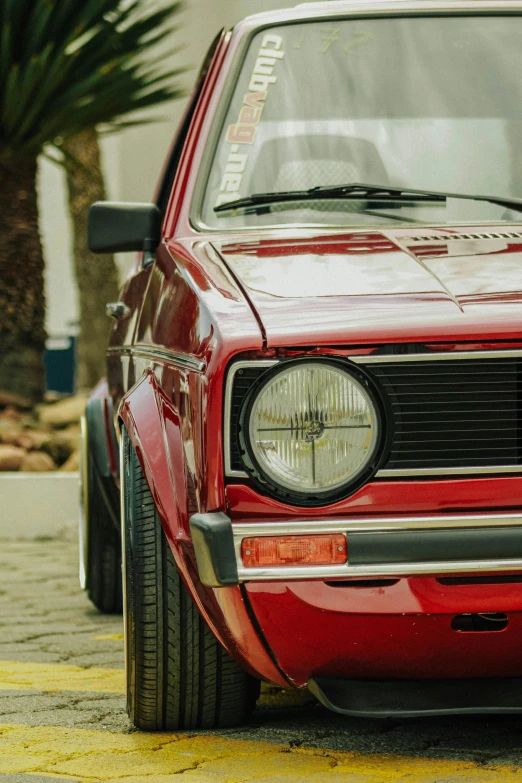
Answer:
[189,511,522,587]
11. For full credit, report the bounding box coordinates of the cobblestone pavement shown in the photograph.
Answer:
[3,535,522,781]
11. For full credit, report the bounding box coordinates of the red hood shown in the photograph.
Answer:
[211,227,522,347]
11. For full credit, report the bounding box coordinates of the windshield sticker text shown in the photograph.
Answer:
[292,27,374,55]
[215,34,284,208]
[320,27,341,54]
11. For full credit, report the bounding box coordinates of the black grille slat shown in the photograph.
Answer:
[396,437,518,445]
[228,356,522,475]
[395,410,516,422]
[396,438,515,444]
[391,445,517,454]
[390,397,518,405]
[378,368,518,378]
[384,382,517,389]
[391,404,517,412]
[385,456,520,471]
[396,428,516,435]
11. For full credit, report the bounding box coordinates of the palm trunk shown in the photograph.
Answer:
[0,150,46,403]
[63,129,120,391]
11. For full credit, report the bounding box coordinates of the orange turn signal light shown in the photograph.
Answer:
[241,534,347,568]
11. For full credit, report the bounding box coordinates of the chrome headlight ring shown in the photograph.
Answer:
[238,358,389,507]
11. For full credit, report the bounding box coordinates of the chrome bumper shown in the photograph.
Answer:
[189,511,522,587]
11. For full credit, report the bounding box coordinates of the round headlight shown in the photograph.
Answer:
[243,361,380,500]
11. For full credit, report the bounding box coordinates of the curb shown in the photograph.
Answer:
[0,472,79,539]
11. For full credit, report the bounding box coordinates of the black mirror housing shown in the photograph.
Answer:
[88,202,161,254]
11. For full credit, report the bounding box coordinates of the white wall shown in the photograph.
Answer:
[40,0,326,337]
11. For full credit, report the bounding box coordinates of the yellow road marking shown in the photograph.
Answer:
[94,633,124,641]
[0,660,306,705]
[1,723,522,782]
[0,661,124,693]
[1,661,520,781]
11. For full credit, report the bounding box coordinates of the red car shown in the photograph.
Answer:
[80,0,522,730]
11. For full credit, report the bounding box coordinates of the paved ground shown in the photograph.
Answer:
[3,535,522,781]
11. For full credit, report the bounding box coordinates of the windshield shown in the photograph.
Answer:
[199,14,522,229]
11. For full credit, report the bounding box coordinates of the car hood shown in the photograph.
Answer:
[211,227,522,347]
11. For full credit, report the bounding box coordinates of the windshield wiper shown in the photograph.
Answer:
[214,182,522,216]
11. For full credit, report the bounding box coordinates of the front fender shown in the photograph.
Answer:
[120,370,188,544]
[119,370,287,687]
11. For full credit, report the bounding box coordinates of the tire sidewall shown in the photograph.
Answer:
[79,415,90,591]
[121,428,136,722]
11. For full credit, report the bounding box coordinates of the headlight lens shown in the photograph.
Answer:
[246,362,379,496]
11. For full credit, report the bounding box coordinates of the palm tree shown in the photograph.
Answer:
[0,0,183,401]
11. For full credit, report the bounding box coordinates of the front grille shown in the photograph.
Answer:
[369,359,521,469]
[228,356,522,476]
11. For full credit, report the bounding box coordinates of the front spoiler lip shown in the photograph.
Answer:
[189,511,522,587]
[308,676,522,718]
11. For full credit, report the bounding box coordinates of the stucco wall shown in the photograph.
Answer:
[41,0,311,338]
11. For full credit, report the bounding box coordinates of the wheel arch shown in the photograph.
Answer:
[119,369,288,688]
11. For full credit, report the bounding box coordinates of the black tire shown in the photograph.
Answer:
[87,463,123,614]
[122,428,259,730]
[81,417,123,614]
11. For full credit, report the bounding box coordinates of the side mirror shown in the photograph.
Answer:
[88,202,161,254]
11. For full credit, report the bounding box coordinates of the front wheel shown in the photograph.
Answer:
[121,428,259,730]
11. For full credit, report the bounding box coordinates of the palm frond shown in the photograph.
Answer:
[0,0,185,155]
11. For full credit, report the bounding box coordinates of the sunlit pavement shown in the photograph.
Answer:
[3,538,522,781]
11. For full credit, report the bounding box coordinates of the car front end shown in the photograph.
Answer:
[182,1,522,714]
[187,226,522,716]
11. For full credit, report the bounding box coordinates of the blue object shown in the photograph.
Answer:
[44,335,76,395]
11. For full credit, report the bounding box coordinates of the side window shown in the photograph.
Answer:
[156,29,226,218]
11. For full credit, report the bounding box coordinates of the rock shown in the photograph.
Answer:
[56,424,81,451]
[0,445,25,471]
[16,433,37,451]
[0,427,23,445]
[38,395,88,428]
[0,391,32,410]
[1,426,53,451]
[16,429,50,450]
[41,427,80,465]
[15,412,36,430]
[43,391,63,403]
[19,451,57,472]
[0,405,21,421]
[60,450,79,471]
[40,440,66,465]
